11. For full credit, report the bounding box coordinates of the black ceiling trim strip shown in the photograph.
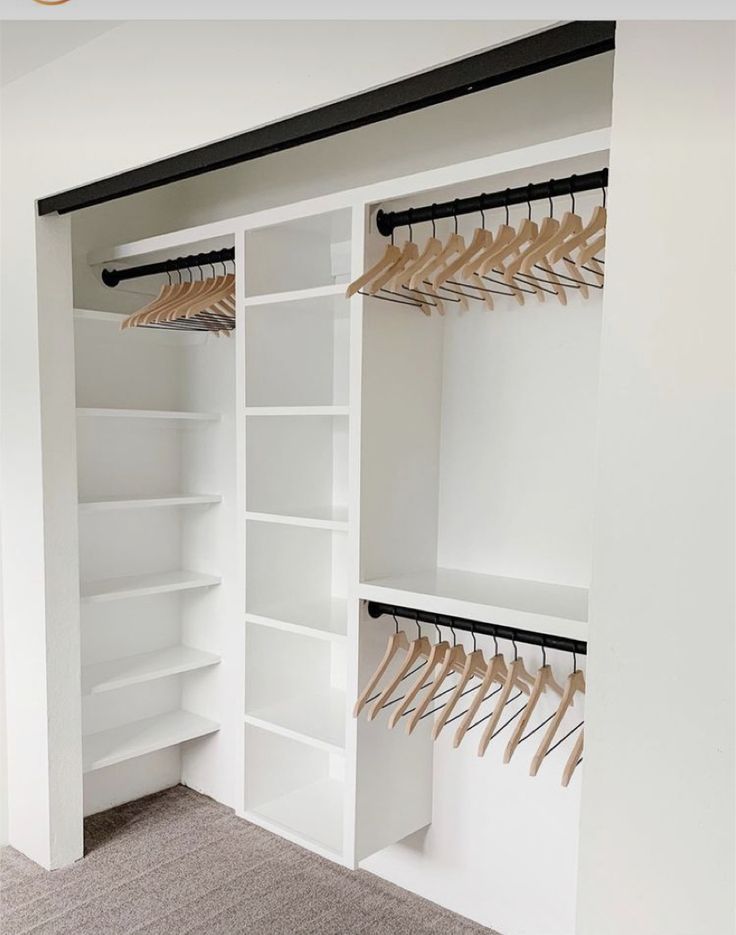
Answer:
[37,21,615,217]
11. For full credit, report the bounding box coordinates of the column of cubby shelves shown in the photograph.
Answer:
[240,209,354,862]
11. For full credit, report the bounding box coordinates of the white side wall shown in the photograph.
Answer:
[0,17,549,870]
[577,21,736,935]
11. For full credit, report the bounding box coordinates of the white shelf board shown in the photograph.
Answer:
[244,406,349,417]
[81,569,221,603]
[74,308,128,324]
[245,505,348,531]
[244,283,347,307]
[358,567,588,642]
[244,688,345,754]
[243,778,344,858]
[77,407,221,422]
[79,494,221,513]
[83,710,219,773]
[82,645,221,695]
[245,598,347,642]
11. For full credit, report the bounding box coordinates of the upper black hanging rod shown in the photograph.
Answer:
[101,247,235,288]
[366,601,586,657]
[375,168,608,238]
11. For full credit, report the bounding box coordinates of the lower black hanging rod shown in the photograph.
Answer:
[101,247,235,288]
[366,601,586,657]
[375,168,608,238]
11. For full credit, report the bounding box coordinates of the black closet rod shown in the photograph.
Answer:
[366,601,587,657]
[101,247,235,288]
[375,168,608,237]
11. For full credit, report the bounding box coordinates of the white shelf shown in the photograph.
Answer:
[83,710,219,773]
[79,494,222,513]
[358,567,588,642]
[243,778,344,858]
[244,406,349,417]
[77,407,221,422]
[245,505,348,531]
[244,283,346,308]
[82,646,221,695]
[245,598,347,642]
[81,569,221,603]
[74,308,128,324]
[244,688,345,754]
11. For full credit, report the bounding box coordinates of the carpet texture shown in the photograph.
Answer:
[1,785,497,934]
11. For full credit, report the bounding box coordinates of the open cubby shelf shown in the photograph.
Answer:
[79,494,222,512]
[82,646,221,695]
[80,570,221,603]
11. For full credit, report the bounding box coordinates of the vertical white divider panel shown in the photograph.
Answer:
[3,214,83,868]
[234,229,248,816]
[343,205,364,867]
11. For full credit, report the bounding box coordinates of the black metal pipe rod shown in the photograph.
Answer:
[375,168,608,237]
[102,247,235,288]
[366,601,586,656]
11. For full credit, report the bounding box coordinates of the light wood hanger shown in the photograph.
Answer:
[121,269,193,329]
[368,239,419,295]
[345,241,402,298]
[409,206,466,290]
[405,628,468,734]
[431,644,486,740]
[353,616,410,718]
[550,199,606,266]
[432,212,492,290]
[503,646,563,764]
[577,232,605,268]
[530,664,585,777]
[561,729,584,787]
[477,647,536,757]
[368,616,432,721]
[387,625,450,728]
[173,274,235,322]
[453,647,512,749]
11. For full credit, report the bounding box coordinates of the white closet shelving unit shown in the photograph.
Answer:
[71,127,608,864]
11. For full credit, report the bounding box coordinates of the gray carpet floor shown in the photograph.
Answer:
[1,785,496,935]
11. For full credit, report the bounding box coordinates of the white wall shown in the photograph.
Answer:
[577,21,736,935]
[0,17,551,867]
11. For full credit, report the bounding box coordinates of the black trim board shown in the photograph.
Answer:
[37,21,615,217]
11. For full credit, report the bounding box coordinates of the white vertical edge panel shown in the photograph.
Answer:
[26,218,83,869]
[342,204,364,868]
[235,229,248,816]
[577,22,736,935]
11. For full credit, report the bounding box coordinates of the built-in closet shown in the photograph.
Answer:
[54,121,609,874]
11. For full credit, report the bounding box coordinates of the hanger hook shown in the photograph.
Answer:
[504,188,510,226]
[526,184,533,220]
[446,614,457,647]
[470,619,477,652]
[511,636,518,661]
[541,638,547,668]
[547,179,554,218]
[414,609,421,639]
[433,613,442,642]
[492,632,499,655]
[165,266,172,287]
[453,199,459,235]
[430,203,437,239]
[569,174,576,214]
[602,181,607,209]
[408,207,414,244]
[479,195,486,231]
[572,650,578,673]
[391,612,400,636]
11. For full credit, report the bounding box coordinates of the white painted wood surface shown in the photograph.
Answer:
[82,646,221,695]
[79,494,222,512]
[80,570,221,603]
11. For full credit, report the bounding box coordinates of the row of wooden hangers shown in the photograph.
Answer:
[346,185,607,315]
[121,260,236,334]
[354,614,585,786]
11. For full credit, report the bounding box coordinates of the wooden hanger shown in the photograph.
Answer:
[368,618,432,721]
[577,232,605,268]
[431,644,486,740]
[121,269,193,329]
[561,729,584,787]
[409,207,466,290]
[432,212,492,290]
[173,274,235,322]
[345,240,402,298]
[136,268,216,327]
[386,627,450,728]
[503,647,563,763]
[405,632,468,734]
[353,617,410,718]
[477,648,535,757]
[529,665,585,776]
[368,239,419,295]
[453,648,510,749]
[550,199,606,266]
